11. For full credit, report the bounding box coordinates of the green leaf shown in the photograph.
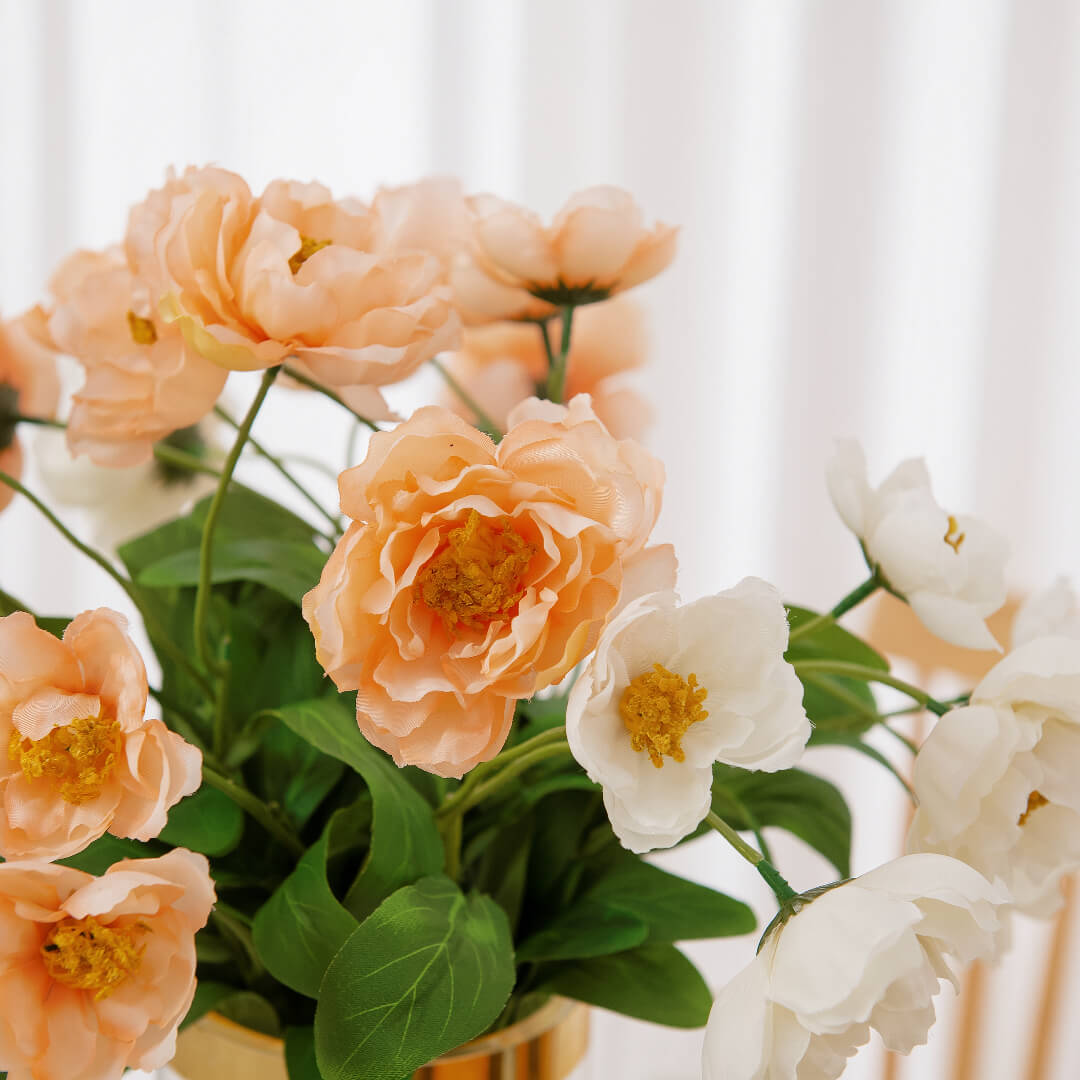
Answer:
[535,943,712,1028]
[216,990,281,1037]
[274,697,443,918]
[518,905,648,962]
[785,606,889,669]
[469,814,534,934]
[0,590,70,637]
[182,980,238,1030]
[158,785,245,856]
[285,1027,321,1080]
[252,805,364,998]
[712,764,852,878]
[255,720,347,829]
[314,876,515,1080]
[58,834,150,876]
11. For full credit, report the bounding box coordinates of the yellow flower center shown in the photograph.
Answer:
[41,916,147,1000]
[944,515,966,553]
[417,510,535,630]
[1019,789,1049,826]
[126,310,158,346]
[9,714,123,804]
[620,663,709,769]
[289,236,332,274]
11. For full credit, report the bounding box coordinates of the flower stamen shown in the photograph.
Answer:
[620,663,708,768]
[1018,789,1049,827]
[9,714,123,804]
[944,515,966,553]
[126,310,158,346]
[289,236,332,275]
[417,510,534,631]
[41,916,147,1000]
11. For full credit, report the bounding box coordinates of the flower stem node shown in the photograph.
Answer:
[41,915,147,1000]
[619,663,707,768]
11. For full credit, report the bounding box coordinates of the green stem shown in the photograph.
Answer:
[791,659,951,716]
[450,741,572,818]
[441,811,463,881]
[201,765,304,856]
[429,357,502,440]
[788,574,881,644]
[151,442,222,479]
[213,404,338,539]
[1,412,65,430]
[706,811,797,903]
[209,907,264,981]
[878,722,919,755]
[544,305,576,403]
[535,319,557,372]
[194,367,279,676]
[0,468,214,697]
[282,364,379,431]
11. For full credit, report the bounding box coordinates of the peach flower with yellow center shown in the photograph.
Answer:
[451,186,677,323]
[443,297,653,439]
[0,609,202,860]
[125,166,461,417]
[0,308,60,512]
[44,248,228,467]
[303,395,675,777]
[0,849,215,1080]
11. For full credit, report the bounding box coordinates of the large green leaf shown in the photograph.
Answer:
[274,697,443,918]
[314,876,515,1080]
[158,785,244,856]
[285,1027,321,1080]
[711,764,852,878]
[535,943,712,1028]
[254,719,347,829]
[252,805,364,998]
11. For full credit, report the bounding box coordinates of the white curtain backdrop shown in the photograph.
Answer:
[3,2,1080,1077]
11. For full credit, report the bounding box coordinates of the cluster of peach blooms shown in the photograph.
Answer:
[0,168,676,1079]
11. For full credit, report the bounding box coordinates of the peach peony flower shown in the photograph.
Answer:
[45,248,227,467]
[0,848,215,1080]
[303,395,674,777]
[0,309,61,511]
[126,167,461,414]
[0,609,202,860]
[451,186,677,323]
[443,298,653,438]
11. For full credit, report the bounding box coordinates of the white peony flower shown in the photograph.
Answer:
[908,636,1080,915]
[702,854,1006,1080]
[826,440,1008,651]
[1012,577,1080,647]
[565,578,810,854]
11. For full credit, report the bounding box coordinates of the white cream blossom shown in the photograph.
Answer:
[826,440,1008,651]
[565,579,810,854]
[1012,577,1080,647]
[908,636,1080,915]
[702,854,1006,1080]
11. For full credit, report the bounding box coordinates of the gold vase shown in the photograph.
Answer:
[170,997,589,1080]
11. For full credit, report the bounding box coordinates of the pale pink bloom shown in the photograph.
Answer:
[46,248,227,467]
[451,186,677,323]
[0,849,215,1080]
[443,298,652,438]
[0,609,202,860]
[126,167,461,414]
[0,309,61,511]
[303,396,674,777]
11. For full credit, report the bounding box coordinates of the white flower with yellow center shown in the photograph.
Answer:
[565,579,810,853]
[908,636,1080,916]
[1013,577,1080,646]
[826,440,1008,651]
[702,854,1006,1080]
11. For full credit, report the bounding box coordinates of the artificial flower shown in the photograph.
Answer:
[44,247,227,467]
[1012,577,1080,646]
[908,636,1080,915]
[451,186,677,323]
[125,167,461,414]
[565,581,810,853]
[0,848,214,1080]
[0,609,202,860]
[826,440,1008,650]
[303,395,674,777]
[443,297,653,438]
[0,309,60,512]
[702,854,1005,1080]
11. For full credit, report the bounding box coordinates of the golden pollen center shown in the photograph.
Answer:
[417,510,534,630]
[41,916,146,1000]
[1018,789,1049,827]
[619,663,709,769]
[289,236,332,274]
[9,714,123,804]
[944,515,966,553]
[126,310,158,346]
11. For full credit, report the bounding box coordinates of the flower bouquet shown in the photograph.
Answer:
[0,167,1075,1080]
